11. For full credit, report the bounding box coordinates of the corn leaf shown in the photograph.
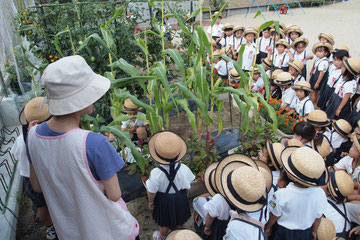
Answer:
[211,1,229,26]
[176,99,197,133]
[54,28,69,58]
[163,49,185,80]
[111,76,156,88]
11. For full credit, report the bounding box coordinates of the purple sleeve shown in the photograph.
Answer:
[86,132,124,181]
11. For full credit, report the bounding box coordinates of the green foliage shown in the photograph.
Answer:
[186,131,219,179]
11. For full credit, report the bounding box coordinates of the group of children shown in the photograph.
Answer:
[208,14,360,124]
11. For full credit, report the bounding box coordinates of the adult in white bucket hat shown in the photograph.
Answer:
[27,56,139,239]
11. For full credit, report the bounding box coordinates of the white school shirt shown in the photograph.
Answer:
[251,77,264,93]
[312,57,329,75]
[291,50,313,66]
[335,156,360,182]
[281,87,296,106]
[121,112,148,129]
[215,59,228,76]
[258,36,273,53]
[224,212,266,240]
[323,197,360,233]
[233,37,245,51]
[227,61,234,72]
[207,24,224,37]
[269,182,327,230]
[272,170,280,187]
[11,135,29,178]
[285,37,293,46]
[146,163,195,194]
[355,100,360,112]
[220,35,234,48]
[273,52,289,68]
[328,130,348,149]
[293,75,305,85]
[356,77,360,94]
[203,193,231,221]
[327,69,343,88]
[290,96,314,117]
[334,79,357,99]
[241,43,256,71]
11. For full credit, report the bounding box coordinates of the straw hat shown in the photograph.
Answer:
[271,69,283,80]
[229,68,240,79]
[352,133,360,153]
[274,72,294,86]
[243,28,258,37]
[262,58,273,69]
[275,39,290,49]
[304,110,331,127]
[211,39,217,47]
[282,138,304,148]
[222,23,234,31]
[255,160,273,193]
[233,26,245,33]
[204,162,219,196]
[212,11,222,19]
[291,37,309,49]
[318,33,335,46]
[328,170,354,203]
[266,140,285,170]
[270,22,286,30]
[270,28,285,39]
[166,229,202,240]
[213,50,222,57]
[281,147,329,187]
[249,66,259,73]
[122,98,141,113]
[292,81,313,92]
[317,218,336,240]
[286,26,303,37]
[19,97,51,125]
[148,131,187,165]
[333,119,352,138]
[214,154,258,196]
[220,47,232,55]
[331,44,349,53]
[288,60,304,74]
[221,165,267,212]
[343,57,360,77]
[312,42,333,55]
[41,55,110,115]
[284,24,296,34]
[311,137,331,159]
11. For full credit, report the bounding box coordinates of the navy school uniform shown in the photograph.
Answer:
[310,57,329,109]
[345,100,360,129]
[318,69,342,111]
[256,37,273,64]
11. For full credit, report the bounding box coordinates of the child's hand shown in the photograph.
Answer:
[349,226,360,237]
[312,231,317,240]
[204,226,212,236]
[336,108,342,117]
[314,82,320,90]
[340,152,349,158]
[28,120,39,132]
[149,202,155,210]
[129,126,137,132]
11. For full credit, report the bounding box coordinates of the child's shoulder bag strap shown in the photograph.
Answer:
[231,215,267,240]
[302,99,311,117]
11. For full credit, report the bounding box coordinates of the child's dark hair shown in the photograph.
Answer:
[293,121,315,142]
[263,27,271,32]
[343,68,355,81]
[294,41,305,48]
[316,46,331,58]
[333,50,349,61]
[278,170,292,187]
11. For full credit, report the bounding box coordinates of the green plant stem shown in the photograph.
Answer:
[161,0,165,66]
[67,25,76,55]
[104,25,114,79]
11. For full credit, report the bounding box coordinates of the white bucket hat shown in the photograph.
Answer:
[40,55,110,115]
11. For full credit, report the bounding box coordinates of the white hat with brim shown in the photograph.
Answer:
[204,162,219,196]
[214,154,257,196]
[41,55,110,116]
[220,164,267,212]
[148,131,187,165]
[266,140,285,170]
[166,229,202,240]
[281,146,329,187]
[312,42,333,55]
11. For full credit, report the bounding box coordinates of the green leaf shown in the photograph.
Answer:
[176,99,197,133]
[258,21,274,33]
[257,64,270,101]
[100,25,115,51]
[101,125,146,174]
[216,98,224,136]
[254,10,262,19]
[152,61,176,105]
[76,33,118,61]
[196,25,211,53]
[211,1,229,26]
[135,38,148,55]
[111,76,156,88]
[19,25,37,31]
[163,49,185,80]
[106,8,123,26]
[110,58,140,77]
[54,28,69,58]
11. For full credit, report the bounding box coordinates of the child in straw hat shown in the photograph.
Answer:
[146,131,195,240]
[270,69,283,100]
[241,28,258,72]
[121,98,149,142]
[285,25,303,46]
[192,162,230,240]
[220,157,268,239]
[265,147,328,239]
[213,50,229,82]
[322,171,360,237]
[256,27,273,64]
[12,97,57,240]
[229,68,240,88]
[219,23,234,49]
[165,229,202,240]
[289,81,314,118]
[288,61,305,85]
[319,49,349,111]
[309,42,332,104]
[207,11,223,48]
[274,72,295,109]
[326,58,360,120]
[250,66,264,94]
[290,38,313,79]
[26,55,139,239]
[231,26,245,58]
[267,39,292,72]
